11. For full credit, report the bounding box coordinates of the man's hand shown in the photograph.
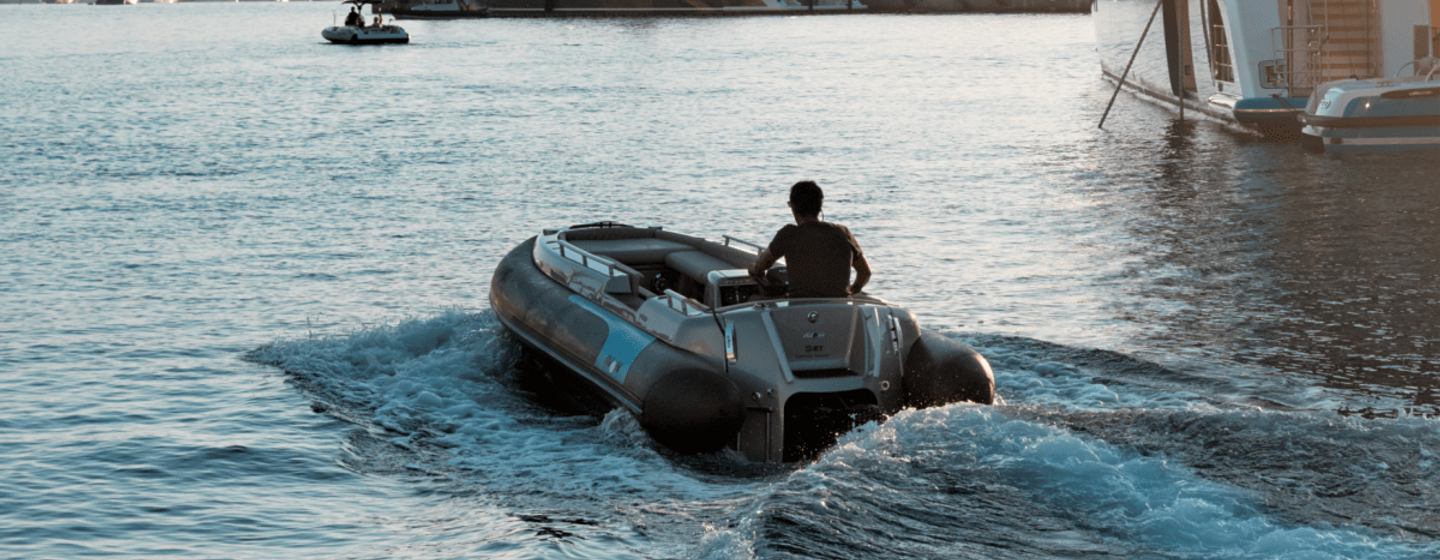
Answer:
[848,253,871,295]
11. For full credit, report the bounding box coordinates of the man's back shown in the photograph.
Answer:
[767,221,863,298]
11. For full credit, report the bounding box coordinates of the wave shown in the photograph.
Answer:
[704,405,1438,559]
[248,313,1438,559]
[246,311,757,557]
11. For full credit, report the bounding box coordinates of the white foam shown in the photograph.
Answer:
[990,352,1212,412]
[250,311,751,510]
[810,405,1436,559]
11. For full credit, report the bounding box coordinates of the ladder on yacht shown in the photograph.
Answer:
[1273,0,1378,94]
[1313,0,1378,80]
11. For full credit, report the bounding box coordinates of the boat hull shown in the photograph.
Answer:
[384,0,491,18]
[490,238,745,454]
[390,10,490,18]
[322,25,410,45]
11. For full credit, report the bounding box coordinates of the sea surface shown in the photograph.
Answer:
[3,4,1438,558]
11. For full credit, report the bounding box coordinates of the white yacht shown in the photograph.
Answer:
[1095,0,1440,138]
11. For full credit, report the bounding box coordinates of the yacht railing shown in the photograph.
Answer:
[1271,24,1326,94]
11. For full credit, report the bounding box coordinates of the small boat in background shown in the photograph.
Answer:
[1301,62,1440,152]
[92,0,137,5]
[323,0,409,45]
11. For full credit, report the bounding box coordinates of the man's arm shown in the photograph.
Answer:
[849,253,871,295]
[749,248,780,279]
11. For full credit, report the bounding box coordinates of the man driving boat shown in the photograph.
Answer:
[749,180,871,298]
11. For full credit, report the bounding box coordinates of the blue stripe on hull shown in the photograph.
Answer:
[569,295,655,384]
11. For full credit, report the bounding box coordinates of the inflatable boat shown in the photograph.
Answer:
[322,23,409,45]
[490,222,995,462]
[323,0,410,45]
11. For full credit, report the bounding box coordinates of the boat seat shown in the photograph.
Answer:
[570,238,691,265]
[665,250,740,284]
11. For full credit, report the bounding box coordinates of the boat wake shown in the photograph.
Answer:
[248,311,1439,559]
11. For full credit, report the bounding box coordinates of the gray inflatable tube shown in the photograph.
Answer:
[490,238,744,453]
[903,331,996,408]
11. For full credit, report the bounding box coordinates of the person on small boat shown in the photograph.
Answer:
[749,180,871,298]
[344,6,361,26]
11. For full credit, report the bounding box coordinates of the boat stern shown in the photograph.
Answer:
[718,300,910,462]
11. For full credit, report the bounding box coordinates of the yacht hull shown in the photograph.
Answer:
[1093,0,1306,136]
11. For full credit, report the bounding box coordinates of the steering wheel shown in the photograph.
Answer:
[751,268,787,297]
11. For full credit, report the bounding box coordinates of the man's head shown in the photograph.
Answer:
[788,180,823,219]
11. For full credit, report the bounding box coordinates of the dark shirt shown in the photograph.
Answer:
[766,221,863,298]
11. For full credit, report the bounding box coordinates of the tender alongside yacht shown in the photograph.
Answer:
[1300,66,1440,151]
[1095,0,1440,139]
[490,223,995,462]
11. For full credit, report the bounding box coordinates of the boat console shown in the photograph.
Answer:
[705,269,762,308]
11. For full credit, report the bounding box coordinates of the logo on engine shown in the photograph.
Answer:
[807,311,818,323]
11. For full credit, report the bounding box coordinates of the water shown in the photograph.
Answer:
[3,4,1438,558]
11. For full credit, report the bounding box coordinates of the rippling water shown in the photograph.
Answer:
[3,4,1438,558]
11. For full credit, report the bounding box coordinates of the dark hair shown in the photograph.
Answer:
[789,180,823,217]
